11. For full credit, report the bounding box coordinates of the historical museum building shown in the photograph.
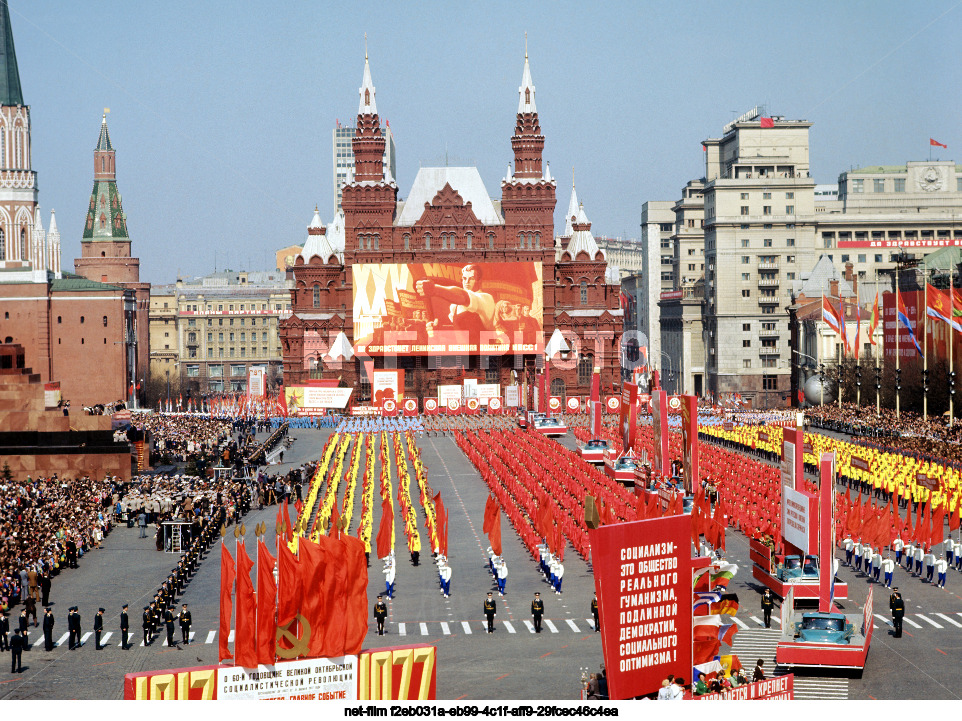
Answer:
[280,52,622,404]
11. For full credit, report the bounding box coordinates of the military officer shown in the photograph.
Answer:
[591,593,600,632]
[179,604,192,644]
[484,592,497,633]
[164,607,176,647]
[890,588,905,638]
[531,592,544,633]
[94,608,105,650]
[142,606,152,646]
[67,607,81,650]
[761,589,775,628]
[120,604,130,650]
[374,595,388,636]
[42,608,54,651]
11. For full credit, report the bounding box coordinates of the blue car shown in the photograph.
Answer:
[792,612,855,645]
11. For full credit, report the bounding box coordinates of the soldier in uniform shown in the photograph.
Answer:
[142,606,152,646]
[67,607,81,649]
[120,604,130,650]
[164,607,176,647]
[530,592,544,633]
[43,608,54,651]
[374,595,388,636]
[890,588,905,638]
[179,604,192,644]
[10,629,22,673]
[591,593,600,632]
[94,608,105,650]
[761,589,775,628]
[484,592,497,633]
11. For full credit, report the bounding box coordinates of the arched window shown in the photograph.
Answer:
[535,232,541,249]
[550,377,566,398]
[19,228,25,260]
[518,234,525,249]
[466,232,473,249]
[0,129,5,169]
[14,130,21,168]
[580,280,588,306]
[488,233,495,249]
[373,234,379,250]
[404,234,410,251]
[0,228,5,259]
[313,285,320,308]
[578,354,594,386]
[424,233,431,250]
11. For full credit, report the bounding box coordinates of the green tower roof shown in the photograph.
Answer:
[0,1,23,107]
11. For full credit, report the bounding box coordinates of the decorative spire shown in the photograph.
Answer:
[565,201,601,259]
[543,161,552,182]
[96,110,112,151]
[510,40,544,180]
[518,46,537,115]
[0,0,23,107]
[358,45,377,116]
[563,170,580,237]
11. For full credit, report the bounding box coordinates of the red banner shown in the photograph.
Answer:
[680,395,698,495]
[819,452,836,613]
[605,395,621,414]
[781,426,804,492]
[589,515,693,699]
[566,396,581,413]
[651,390,669,478]
[696,674,794,700]
[446,399,461,416]
[352,262,544,356]
[423,398,439,415]
[548,396,562,413]
[381,398,398,417]
[402,398,419,417]
[850,456,870,472]
[619,382,638,451]
[487,397,502,414]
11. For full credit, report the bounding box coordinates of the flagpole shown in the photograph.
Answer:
[896,262,900,420]
[875,268,880,417]
[950,265,955,422]
[924,270,929,421]
[820,287,824,407]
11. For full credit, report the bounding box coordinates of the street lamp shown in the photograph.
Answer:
[660,351,674,394]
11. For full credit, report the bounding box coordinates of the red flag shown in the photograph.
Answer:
[219,543,235,661]
[276,540,300,629]
[434,492,447,552]
[298,536,330,659]
[317,533,348,657]
[294,498,303,520]
[951,503,961,532]
[931,502,945,550]
[693,636,722,664]
[489,506,502,557]
[340,534,369,655]
[282,500,293,543]
[331,499,341,539]
[276,507,286,541]
[931,138,948,148]
[442,506,450,556]
[235,542,257,668]
[903,500,913,541]
[482,494,497,534]
[376,499,394,559]
[256,539,277,665]
[759,117,775,128]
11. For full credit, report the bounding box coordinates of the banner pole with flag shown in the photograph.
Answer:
[924,270,928,421]
[896,263,901,419]
[874,268,880,417]
[950,264,955,421]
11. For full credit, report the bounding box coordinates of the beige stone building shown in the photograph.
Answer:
[147,269,292,403]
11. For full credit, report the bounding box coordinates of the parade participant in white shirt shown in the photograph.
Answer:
[935,555,948,588]
[892,537,904,565]
[923,548,936,582]
[881,554,895,588]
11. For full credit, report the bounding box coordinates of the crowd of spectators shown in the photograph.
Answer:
[808,402,962,466]
[1,472,114,613]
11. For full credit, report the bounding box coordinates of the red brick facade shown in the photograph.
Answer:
[280,55,622,404]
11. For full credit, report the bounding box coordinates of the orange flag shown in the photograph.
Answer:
[489,506,502,557]
[341,534,369,656]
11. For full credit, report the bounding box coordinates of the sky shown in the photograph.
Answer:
[10,1,962,284]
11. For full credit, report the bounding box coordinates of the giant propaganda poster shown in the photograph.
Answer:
[589,515,693,699]
[353,262,543,356]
